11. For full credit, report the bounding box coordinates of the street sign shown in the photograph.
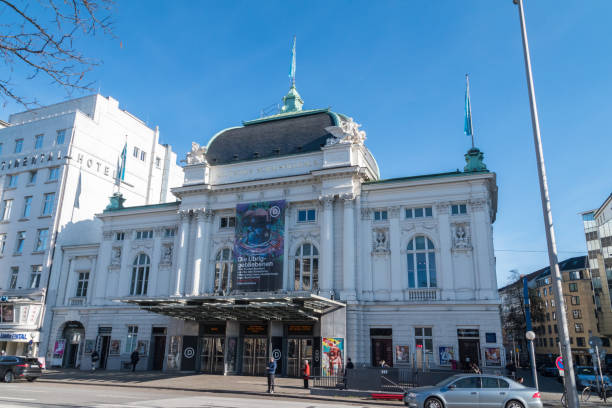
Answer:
[555,356,564,371]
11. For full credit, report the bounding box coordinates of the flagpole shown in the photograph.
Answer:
[512,1,579,406]
[290,35,296,87]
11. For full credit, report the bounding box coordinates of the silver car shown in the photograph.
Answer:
[403,374,543,408]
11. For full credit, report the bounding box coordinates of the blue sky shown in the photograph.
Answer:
[2,1,610,286]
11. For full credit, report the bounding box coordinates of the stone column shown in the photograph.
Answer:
[174,210,190,297]
[191,208,207,296]
[360,207,373,300]
[341,193,356,300]
[389,206,402,300]
[200,209,213,293]
[319,194,334,296]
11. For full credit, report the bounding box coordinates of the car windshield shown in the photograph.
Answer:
[577,367,595,375]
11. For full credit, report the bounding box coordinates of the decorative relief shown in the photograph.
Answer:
[360,208,371,220]
[131,240,153,251]
[289,230,320,243]
[185,142,207,165]
[178,209,191,220]
[372,228,389,255]
[110,247,122,267]
[324,117,367,146]
[452,223,472,251]
[319,194,335,209]
[388,206,401,219]
[341,193,355,207]
[161,243,173,265]
[102,231,114,241]
[435,202,450,215]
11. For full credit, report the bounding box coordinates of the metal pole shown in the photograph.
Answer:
[595,345,605,400]
[529,339,539,390]
[512,0,579,406]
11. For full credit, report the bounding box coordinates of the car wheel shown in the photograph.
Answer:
[505,400,524,408]
[3,370,14,383]
[27,377,36,382]
[424,397,444,408]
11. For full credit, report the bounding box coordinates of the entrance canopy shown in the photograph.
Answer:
[119,292,345,321]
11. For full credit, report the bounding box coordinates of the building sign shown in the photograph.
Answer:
[457,329,480,338]
[288,325,313,335]
[244,325,267,335]
[203,325,226,335]
[234,200,285,291]
[322,338,344,376]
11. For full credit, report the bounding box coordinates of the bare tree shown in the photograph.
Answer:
[0,0,113,107]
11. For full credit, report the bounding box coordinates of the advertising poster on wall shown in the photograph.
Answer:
[234,200,285,291]
[51,339,66,367]
[438,346,455,366]
[110,340,121,355]
[137,340,148,356]
[395,345,410,364]
[484,347,502,366]
[84,340,95,354]
[322,338,344,376]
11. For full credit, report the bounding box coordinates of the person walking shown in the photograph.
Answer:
[90,350,99,372]
[266,357,277,394]
[302,359,310,389]
[346,358,354,370]
[130,348,140,372]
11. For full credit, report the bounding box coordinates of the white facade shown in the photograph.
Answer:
[46,91,502,374]
[0,94,183,358]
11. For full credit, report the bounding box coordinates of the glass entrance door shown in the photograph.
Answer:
[200,337,225,374]
[287,338,313,377]
[242,337,267,376]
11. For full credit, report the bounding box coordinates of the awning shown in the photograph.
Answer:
[119,292,345,321]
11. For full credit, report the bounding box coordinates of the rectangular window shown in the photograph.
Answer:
[569,282,578,292]
[76,272,89,297]
[56,129,66,145]
[48,167,59,181]
[28,170,37,184]
[374,210,388,221]
[14,139,23,153]
[220,216,236,229]
[405,207,433,219]
[414,327,433,353]
[164,228,176,238]
[548,325,552,334]
[2,199,13,220]
[42,193,55,215]
[29,265,42,289]
[115,232,125,241]
[569,271,581,280]
[8,267,18,289]
[125,325,138,353]
[155,157,161,168]
[34,134,44,150]
[133,146,140,158]
[7,174,18,188]
[451,204,468,215]
[0,142,3,155]
[552,312,556,320]
[0,304,14,323]
[140,150,146,161]
[573,309,582,319]
[135,230,153,240]
[35,229,49,251]
[577,337,586,347]
[0,233,6,255]
[15,231,25,254]
[571,296,580,305]
[297,209,316,223]
[22,196,32,218]
[575,323,584,333]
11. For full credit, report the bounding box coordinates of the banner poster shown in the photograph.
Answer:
[439,346,454,366]
[485,347,502,367]
[234,200,285,291]
[110,340,121,355]
[322,338,344,376]
[395,345,410,364]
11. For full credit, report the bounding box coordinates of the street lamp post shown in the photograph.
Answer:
[525,330,539,390]
[512,0,580,407]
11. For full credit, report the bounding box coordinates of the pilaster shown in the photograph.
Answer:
[319,194,335,297]
[341,193,356,300]
[389,206,402,300]
[174,210,191,297]
[191,208,207,296]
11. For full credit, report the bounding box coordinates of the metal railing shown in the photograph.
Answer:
[311,375,345,389]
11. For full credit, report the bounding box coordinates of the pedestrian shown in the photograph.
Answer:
[469,361,481,374]
[517,377,524,384]
[90,350,99,372]
[379,359,389,368]
[130,348,140,372]
[344,357,355,389]
[302,359,310,389]
[266,357,277,394]
[346,358,354,370]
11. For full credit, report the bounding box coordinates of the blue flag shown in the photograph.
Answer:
[116,143,127,184]
[464,75,473,137]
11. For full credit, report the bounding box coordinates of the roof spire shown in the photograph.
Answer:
[282,36,303,113]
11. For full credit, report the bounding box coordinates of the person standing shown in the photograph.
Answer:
[90,350,99,372]
[266,357,277,394]
[346,358,354,370]
[130,348,140,372]
[302,359,310,389]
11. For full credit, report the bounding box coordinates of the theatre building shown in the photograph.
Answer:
[45,83,503,374]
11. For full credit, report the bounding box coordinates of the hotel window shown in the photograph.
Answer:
[414,327,433,353]
[22,196,32,218]
[164,228,176,238]
[0,233,6,254]
[1,199,13,220]
[42,193,55,215]
[0,304,14,323]
[451,204,467,215]
[115,232,125,241]
[56,129,66,145]
[155,157,161,168]
[125,325,138,353]
[48,167,59,181]
[571,296,580,305]
[214,248,234,294]
[219,216,236,229]
[573,309,582,319]
[373,210,387,221]
[8,267,18,289]
[140,150,146,161]
[294,243,319,291]
[405,207,433,219]
[569,283,578,292]
[15,231,25,254]
[35,229,49,251]
[130,254,150,295]
[133,146,140,158]
[14,138,23,153]
[7,174,18,188]
[407,236,436,288]
[297,209,316,223]
[75,272,90,297]
[34,134,44,150]
[28,170,37,184]
[29,265,42,288]
[575,323,584,333]
[135,230,153,240]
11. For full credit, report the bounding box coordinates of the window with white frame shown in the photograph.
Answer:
[135,230,153,240]
[34,134,44,150]
[219,216,235,229]
[451,204,467,215]
[7,174,18,188]
[35,229,49,251]
[48,167,59,181]
[575,323,584,333]
[115,232,125,241]
[22,196,32,218]
[164,228,176,238]
[140,150,146,161]
[294,243,319,291]
[406,236,437,288]
[297,209,316,223]
[56,129,66,145]
[130,254,150,295]
[29,265,42,288]
[405,207,433,219]
[573,309,582,319]
[28,170,37,184]
[42,193,55,215]
[125,325,138,353]
[75,272,89,297]
[9,267,18,289]
[15,231,25,254]
[14,139,23,153]
[133,146,140,158]
[1,199,12,221]
[373,210,387,221]
[414,327,433,353]
[0,233,6,255]
[214,248,233,294]
[155,157,161,168]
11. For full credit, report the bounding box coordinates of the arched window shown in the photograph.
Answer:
[130,254,150,295]
[407,236,436,288]
[294,243,319,291]
[214,248,234,294]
